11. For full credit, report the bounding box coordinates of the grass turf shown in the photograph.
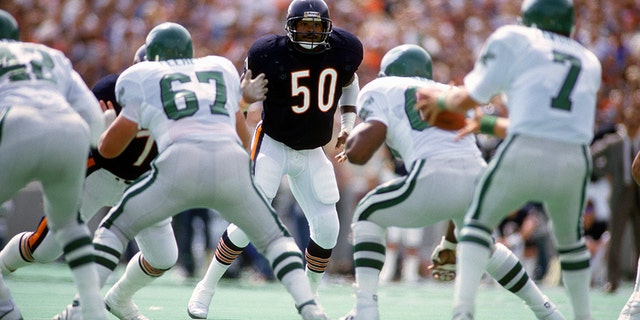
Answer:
[6,262,628,319]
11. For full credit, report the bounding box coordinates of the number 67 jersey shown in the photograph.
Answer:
[115,55,243,153]
[464,24,602,145]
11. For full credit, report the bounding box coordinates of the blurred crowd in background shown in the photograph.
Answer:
[2,0,640,287]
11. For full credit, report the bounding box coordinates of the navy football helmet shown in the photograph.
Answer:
[145,22,193,61]
[0,9,19,41]
[378,44,433,80]
[285,0,332,50]
[133,44,146,64]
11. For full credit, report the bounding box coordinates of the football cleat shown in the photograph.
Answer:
[619,292,640,320]
[299,303,329,320]
[104,290,148,320]
[52,300,80,320]
[187,282,215,319]
[340,291,379,320]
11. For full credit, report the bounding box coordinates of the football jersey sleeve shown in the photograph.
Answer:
[464,26,520,105]
[115,66,145,126]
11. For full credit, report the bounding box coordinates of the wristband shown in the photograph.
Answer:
[437,91,449,111]
[479,115,498,135]
[340,111,357,134]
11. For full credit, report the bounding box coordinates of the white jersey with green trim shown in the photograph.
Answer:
[116,55,242,152]
[0,40,104,145]
[356,76,481,169]
[464,25,602,145]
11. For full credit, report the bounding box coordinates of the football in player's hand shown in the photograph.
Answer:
[433,111,466,131]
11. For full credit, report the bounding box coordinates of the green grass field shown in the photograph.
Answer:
[6,262,629,319]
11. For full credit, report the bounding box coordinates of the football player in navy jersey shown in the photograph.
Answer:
[188,0,363,318]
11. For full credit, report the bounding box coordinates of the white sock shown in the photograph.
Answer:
[265,237,314,307]
[109,252,159,301]
[453,241,491,317]
[379,248,397,282]
[401,255,420,283]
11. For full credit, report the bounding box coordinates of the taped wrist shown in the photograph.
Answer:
[340,112,356,134]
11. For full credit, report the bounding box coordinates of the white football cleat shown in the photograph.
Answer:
[187,282,215,319]
[619,292,640,320]
[104,289,148,320]
[52,300,81,320]
[299,303,329,320]
[535,299,565,320]
[340,291,379,320]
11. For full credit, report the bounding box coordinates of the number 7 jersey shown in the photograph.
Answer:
[464,25,602,145]
[115,56,243,152]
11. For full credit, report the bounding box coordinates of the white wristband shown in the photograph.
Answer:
[340,112,356,134]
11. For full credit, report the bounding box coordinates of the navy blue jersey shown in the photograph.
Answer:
[88,74,158,181]
[247,27,363,150]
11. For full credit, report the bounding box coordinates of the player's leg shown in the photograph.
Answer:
[41,128,107,320]
[453,140,527,320]
[378,227,400,283]
[188,224,250,319]
[399,227,423,283]
[189,131,286,318]
[486,243,564,319]
[288,147,340,294]
[547,189,592,319]
[0,217,61,275]
[104,220,177,320]
[619,256,640,320]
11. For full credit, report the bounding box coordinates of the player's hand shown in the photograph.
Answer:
[335,150,347,163]
[101,100,117,127]
[415,87,444,125]
[428,236,457,281]
[455,107,484,140]
[241,69,268,104]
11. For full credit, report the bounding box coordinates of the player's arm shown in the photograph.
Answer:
[343,120,386,165]
[414,85,478,126]
[98,114,138,159]
[335,74,360,150]
[235,110,251,151]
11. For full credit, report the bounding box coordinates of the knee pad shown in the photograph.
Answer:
[307,209,339,249]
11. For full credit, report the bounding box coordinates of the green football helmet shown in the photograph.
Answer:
[520,0,574,37]
[0,9,19,41]
[378,44,433,79]
[145,22,193,61]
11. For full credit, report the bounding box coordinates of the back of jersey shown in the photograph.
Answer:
[116,55,242,151]
[465,25,602,145]
[0,41,82,111]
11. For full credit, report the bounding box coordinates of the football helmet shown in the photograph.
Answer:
[378,44,433,80]
[285,0,332,50]
[133,44,146,64]
[0,9,19,41]
[145,22,193,61]
[520,0,574,37]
